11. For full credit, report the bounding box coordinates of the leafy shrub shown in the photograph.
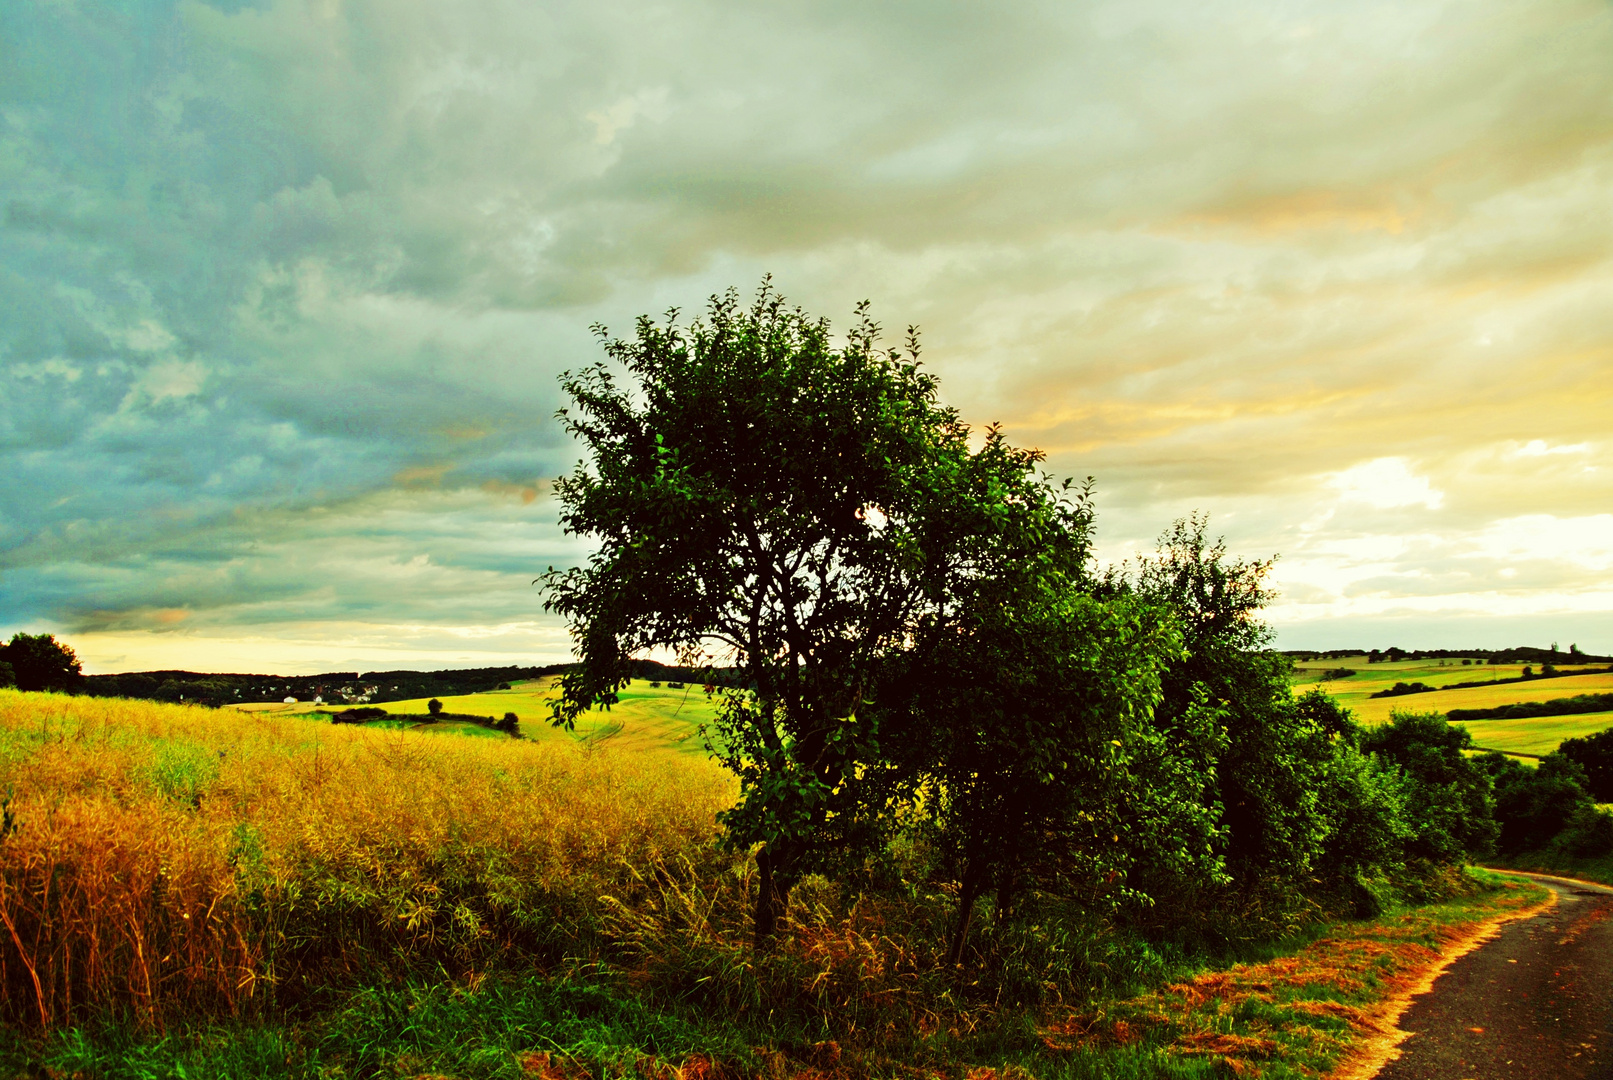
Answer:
[1555,725,1613,801]
[1481,752,1597,855]
[1361,712,1497,864]
[1556,804,1613,858]
[1371,681,1436,698]
[331,707,387,724]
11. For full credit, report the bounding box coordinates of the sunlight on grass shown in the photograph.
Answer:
[0,688,735,1030]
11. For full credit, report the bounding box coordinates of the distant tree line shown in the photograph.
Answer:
[76,664,574,708]
[1449,692,1613,724]
[72,659,721,708]
[541,282,1540,956]
[1285,645,1612,664]
[3,647,723,712]
[1361,644,1611,664]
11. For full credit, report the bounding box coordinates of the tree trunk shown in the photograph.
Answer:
[947,863,987,966]
[994,869,1016,924]
[753,845,797,948]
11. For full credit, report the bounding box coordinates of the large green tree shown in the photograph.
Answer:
[543,283,1066,942]
[1557,727,1613,803]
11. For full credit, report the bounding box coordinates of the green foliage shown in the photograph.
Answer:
[884,587,1220,959]
[1361,712,1497,864]
[332,706,389,723]
[538,280,1474,960]
[0,871,1544,1080]
[149,741,223,806]
[542,280,1087,941]
[1087,519,1456,930]
[1121,519,1346,900]
[427,697,444,716]
[0,660,13,689]
[1,633,82,693]
[1372,681,1436,698]
[1479,751,1607,856]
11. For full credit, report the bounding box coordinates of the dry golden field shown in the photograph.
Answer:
[0,688,734,1031]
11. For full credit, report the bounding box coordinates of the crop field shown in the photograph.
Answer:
[1456,711,1613,756]
[228,676,722,754]
[0,687,734,1033]
[1291,657,1613,725]
[1341,672,1613,726]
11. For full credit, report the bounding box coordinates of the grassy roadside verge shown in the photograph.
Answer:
[1487,853,1613,888]
[0,870,1548,1080]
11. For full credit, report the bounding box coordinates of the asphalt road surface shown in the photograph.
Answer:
[1374,871,1613,1080]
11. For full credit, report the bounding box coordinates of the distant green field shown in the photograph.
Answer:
[234,677,722,754]
[1459,711,1613,757]
[1290,655,1613,758]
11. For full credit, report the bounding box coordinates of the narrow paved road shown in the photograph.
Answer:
[1374,872,1613,1080]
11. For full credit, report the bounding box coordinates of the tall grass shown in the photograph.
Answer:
[0,689,1219,1052]
[0,688,734,1031]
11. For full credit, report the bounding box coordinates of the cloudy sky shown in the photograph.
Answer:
[3,0,1611,674]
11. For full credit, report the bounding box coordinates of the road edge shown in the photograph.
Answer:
[1326,873,1558,1080]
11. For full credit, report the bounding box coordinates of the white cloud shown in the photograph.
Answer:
[1326,458,1444,510]
[586,88,669,147]
[1467,514,1613,570]
[1511,439,1591,458]
[130,359,208,406]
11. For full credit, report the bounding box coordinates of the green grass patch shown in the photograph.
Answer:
[1488,852,1613,889]
[1460,712,1613,756]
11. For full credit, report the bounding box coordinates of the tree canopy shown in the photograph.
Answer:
[544,282,1126,941]
[1,634,82,694]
